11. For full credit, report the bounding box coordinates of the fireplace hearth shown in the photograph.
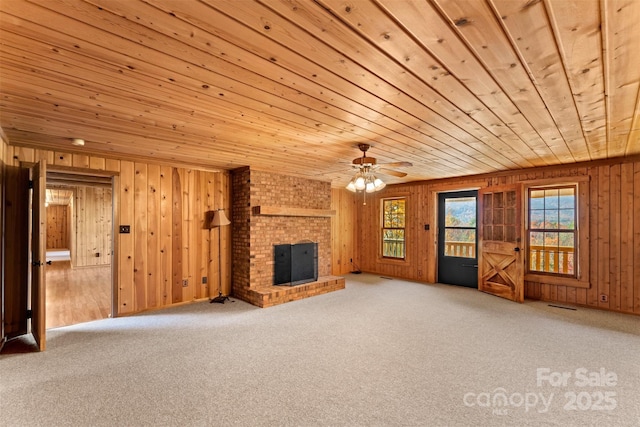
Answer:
[274,242,318,286]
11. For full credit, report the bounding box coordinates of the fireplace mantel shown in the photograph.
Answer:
[252,205,335,217]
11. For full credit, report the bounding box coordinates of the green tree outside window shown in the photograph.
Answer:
[382,198,406,259]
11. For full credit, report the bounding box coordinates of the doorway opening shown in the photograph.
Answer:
[44,174,114,329]
[437,190,478,288]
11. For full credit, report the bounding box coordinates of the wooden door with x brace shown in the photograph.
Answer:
[478,184,524,303]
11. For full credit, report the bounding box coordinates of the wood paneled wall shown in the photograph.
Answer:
[72,186,112,267]
[523,161,640,314]
[331,188,358,275]
[355,157,640,315]
[356,182,440,282]
[1,138,5,345]
[2,146,230,319]
[46,204,69,249]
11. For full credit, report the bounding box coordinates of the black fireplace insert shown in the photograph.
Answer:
[274,242,318,286]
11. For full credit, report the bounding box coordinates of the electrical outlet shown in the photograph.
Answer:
[182,279,188,287]
[119,225,131,234]
[600,294,608,303]
[202,277,207,284]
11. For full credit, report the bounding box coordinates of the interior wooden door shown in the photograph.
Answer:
[31,160,47,350]
[478,184,523,302]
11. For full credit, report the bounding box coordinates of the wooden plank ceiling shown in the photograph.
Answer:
[45,188,73,206]
[1,0,639,186]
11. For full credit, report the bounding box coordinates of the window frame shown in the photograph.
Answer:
[441,194,478,260]
[523,178,590,288]
[381,197,407,260]
[527,185,577,278]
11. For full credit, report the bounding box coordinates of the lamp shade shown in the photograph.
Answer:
[365,180,376,193]
[209,209,231,228]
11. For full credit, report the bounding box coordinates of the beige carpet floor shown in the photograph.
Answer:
[1,273,639,426]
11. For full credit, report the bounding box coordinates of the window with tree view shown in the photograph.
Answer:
[444,197,476,258]
[528,186,576,276]
[382,198,405,259]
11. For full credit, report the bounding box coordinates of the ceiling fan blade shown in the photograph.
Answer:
[380,161,412,168]
[378,168,407,177]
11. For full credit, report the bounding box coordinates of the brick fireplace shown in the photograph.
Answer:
[231,167,345,307]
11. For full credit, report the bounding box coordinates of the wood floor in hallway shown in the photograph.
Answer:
[45,261,111,329]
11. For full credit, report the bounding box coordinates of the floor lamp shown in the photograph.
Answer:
[209,209,231,304]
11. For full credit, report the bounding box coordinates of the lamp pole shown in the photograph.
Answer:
[209,209,230,304]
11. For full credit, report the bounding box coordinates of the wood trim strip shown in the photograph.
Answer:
[252,205,335,217]
[525,273,591,289]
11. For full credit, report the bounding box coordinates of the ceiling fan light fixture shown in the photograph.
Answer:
[365,180,376,193]
[373,177,386,190]
[345,144,409,203]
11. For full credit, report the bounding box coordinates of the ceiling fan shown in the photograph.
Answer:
[350,143,412,177]
[345,144,412,195]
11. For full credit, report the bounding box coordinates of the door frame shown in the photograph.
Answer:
[432,186,479,284]
[31,160,46,350]
[436,189,479,288]
[46,166,120,323]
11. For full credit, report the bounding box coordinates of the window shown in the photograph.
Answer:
[382,198,405,259]
[527,185,576,277]
[443,196,477,259]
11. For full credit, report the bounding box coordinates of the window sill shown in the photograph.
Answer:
[525,273,590,289]
[378,257,408,265]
